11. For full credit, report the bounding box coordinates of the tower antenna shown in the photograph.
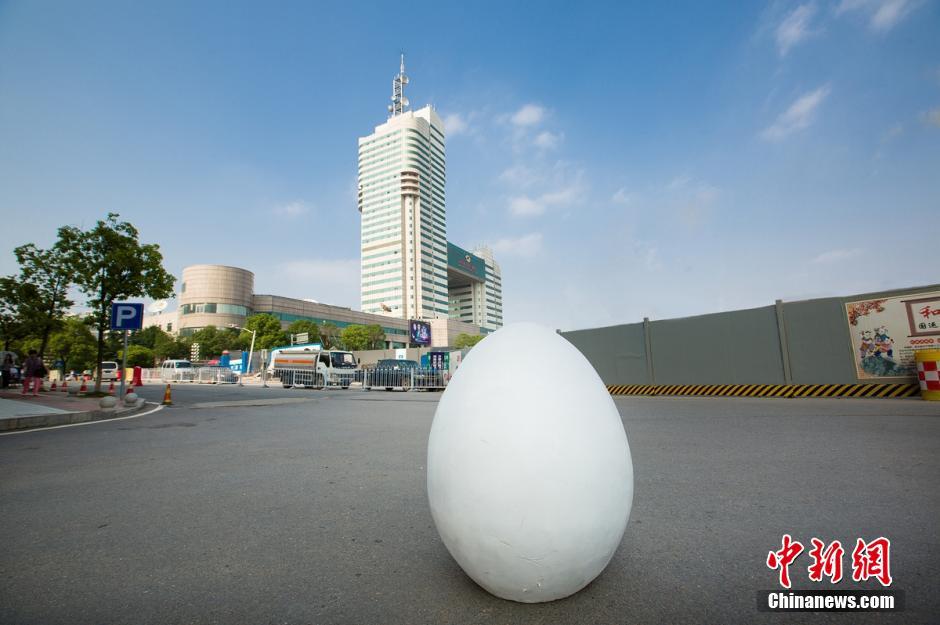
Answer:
[388,53,410,117]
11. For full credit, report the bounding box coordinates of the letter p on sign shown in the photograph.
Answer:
[111,302,144,331]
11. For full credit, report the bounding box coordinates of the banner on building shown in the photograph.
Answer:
[410,320,431,346]
[845,291,940,379]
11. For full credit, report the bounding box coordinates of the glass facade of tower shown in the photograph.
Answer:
[358,106,449,320]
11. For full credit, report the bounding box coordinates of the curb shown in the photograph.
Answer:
[606,383,920,399]
[0,401,157,432]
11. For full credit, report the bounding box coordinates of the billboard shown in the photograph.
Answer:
[845,291,940,379]
[447,242,485,280]
[410,320,431,346]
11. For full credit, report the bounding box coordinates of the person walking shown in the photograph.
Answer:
[21,350,45,397]
[1,353,13,389]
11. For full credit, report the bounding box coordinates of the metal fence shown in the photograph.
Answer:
[362,368,448,391]
[272,368,360,389]
[268,367,449,391]
[159,366,236,384]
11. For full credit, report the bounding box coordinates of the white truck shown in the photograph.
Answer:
[268,347,360,389]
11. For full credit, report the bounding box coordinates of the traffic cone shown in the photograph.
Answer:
[162,384,172,406]
[108,381,115,396]
[125,386,134,398]
[50,380,57,391]
[78,379,88,396]
[60,379,67,392]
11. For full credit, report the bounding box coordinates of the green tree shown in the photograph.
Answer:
[365,324,386,350]
[0,278,29,351]
[0,240,74,357]
[120,344,156,368]
[453,333,484,349]
[340,325,371,351]
[63,214,175,392]
[241,314,288,350]
[287,319,320,345]
[319,322,340,349]
[190,325,240,360]
[46,317,98,374]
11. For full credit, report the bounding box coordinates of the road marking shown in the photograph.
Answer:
[0,403,165,436]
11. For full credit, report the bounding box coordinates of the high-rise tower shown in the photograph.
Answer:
[358,57,449,320]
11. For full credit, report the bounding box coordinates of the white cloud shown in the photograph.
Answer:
[499,164,539,188]
[611,188,635,205]
[509,196,544,217]
[811,248,862,264]
[443,112,470,136]
[923,108,940,128]
[510,104,546,127]
[666,174,692,190]
[836,0,921,32]
[760,85,831,141]
[508,178,584,218]
[533,130,562,149]
[273,200,310,218]
[491,233,543,258]
[776,3,818,56]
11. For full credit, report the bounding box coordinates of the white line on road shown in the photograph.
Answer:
[0,403,166,436]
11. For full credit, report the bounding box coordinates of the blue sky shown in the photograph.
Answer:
[1,0,938,330]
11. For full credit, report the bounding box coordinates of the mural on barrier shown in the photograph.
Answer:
[846,292,940,379]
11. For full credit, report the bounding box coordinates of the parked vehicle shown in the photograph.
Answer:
[160,359,195,382]
[269,347,359,389]
[371,359,419,390]
[98,361,120,381]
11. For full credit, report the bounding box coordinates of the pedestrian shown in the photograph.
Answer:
[1,353,13,389]
[21,350,46,397]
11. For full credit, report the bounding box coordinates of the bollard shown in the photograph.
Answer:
[162,384,173,405]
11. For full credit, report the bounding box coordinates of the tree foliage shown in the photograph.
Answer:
[453,333,484,349]
[189,325,240,360]
[339,325,371,351]
[287,319,320,344]
[0,240,74,356]
[241,314,288,350]
[46,317,97,374]
[121,344,156,368]
[63,213,174,391]
[319,322,340,349]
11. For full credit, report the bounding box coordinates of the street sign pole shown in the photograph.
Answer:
[119,329,128,398]
[110,302,144,397]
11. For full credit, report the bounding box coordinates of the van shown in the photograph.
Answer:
[161,359,195,382]
[99,361,120,381]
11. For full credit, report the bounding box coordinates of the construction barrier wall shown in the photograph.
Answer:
[561,284,940,395]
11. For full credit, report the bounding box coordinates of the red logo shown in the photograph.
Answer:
[767,535,892,588]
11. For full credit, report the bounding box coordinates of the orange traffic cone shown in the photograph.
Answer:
[162,384,172,405]
[108,381,115,396]
[60,379,67,392]
[78,379,88,396]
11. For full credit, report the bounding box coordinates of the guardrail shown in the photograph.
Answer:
[362,368,448,391]
[272,367,360,389]
[159,366,237,384]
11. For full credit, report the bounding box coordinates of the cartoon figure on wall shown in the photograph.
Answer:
[856,327,904,377]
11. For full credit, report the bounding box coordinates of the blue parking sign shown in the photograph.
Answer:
[110,302,144,330]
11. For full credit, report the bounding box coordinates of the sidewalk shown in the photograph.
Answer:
[0,390,152,432]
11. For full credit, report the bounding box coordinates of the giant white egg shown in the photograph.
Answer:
[427,323,633,603]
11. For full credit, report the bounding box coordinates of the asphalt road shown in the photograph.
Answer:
[1,388,938,625]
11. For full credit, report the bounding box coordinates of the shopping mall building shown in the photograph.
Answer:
[145,260,500,349]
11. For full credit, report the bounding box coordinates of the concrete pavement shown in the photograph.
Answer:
[0,392,937,624]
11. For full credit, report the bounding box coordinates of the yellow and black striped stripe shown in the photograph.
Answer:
[606,383,919,398]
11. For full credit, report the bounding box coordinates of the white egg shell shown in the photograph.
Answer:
[427,322,633,603]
